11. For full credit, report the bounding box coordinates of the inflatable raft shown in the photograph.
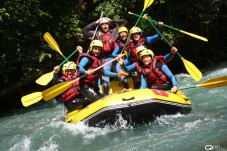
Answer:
[65,79,191,127]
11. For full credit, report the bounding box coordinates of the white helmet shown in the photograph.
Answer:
[62,61,77,74]
[99,17,110,25]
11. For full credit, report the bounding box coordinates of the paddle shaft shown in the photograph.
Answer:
[43,0,153,100]
[131,12,184,33]
[179,76,227,90]
[92,11,104,40]
[129,12,208,42]
[59,49,78,67]
[87,11,104,53]
[42,53,125,101]
[145,18,183,58]
[120,0,153,54]
[146,16,202,81]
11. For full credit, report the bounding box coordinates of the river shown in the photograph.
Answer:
[0,61,227,151]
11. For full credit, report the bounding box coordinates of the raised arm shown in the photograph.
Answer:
[82,21,97,40]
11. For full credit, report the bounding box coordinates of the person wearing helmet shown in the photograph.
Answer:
[122,47,178,93]
[112,26,129,57]
[114,24,162,89]
[82,17,127,95]
[82,17,127,42]
[139,49,178,92]
[109,26,130,92]
[126,24,164,63]
[77,40,128,102]
[82,17,127,53]
[53,61,90,111]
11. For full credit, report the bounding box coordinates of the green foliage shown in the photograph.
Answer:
[39,53,52,63]
[0,0,226,91]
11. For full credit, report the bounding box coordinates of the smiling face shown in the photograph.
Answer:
[132,32,141,41]
[119,31,128,41]
[65,69,75,77]
[92,46,102,57]
[141,55,152,66]
[100,23,110,33]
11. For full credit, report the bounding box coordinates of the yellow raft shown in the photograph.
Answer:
[65,79,191,127]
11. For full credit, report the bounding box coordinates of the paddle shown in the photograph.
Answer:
[92,11,104,40]
[179,76,227,90]
[86,11,104,53]
[128,12,208,42]
[21,92,42,107]
[35,49,78,86]
[22,75,227,107]
[42,54,125,101]
[43,32,68,60]
[134,0,154,25]
[120,0,154,54]
[142,14,202,82]
[23,0,153,106]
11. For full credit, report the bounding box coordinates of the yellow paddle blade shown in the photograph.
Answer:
[180,30,208,42]
[198,76,227,88]
[21,92,42,107]
[181,57,202,81]
[44,32,63,55]
[143,0,154,11]
[36,70,55,86]
[42,80,74,101]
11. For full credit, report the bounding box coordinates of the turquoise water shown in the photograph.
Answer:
[0,62,227,151]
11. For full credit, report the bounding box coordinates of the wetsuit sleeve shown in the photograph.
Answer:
[112,45,120,58]
[140,74,147,89]
[146,34,160,44]
[163,52,175,63]
[78,57,91,74]
[82,21,97,40]
[124,49,132,66]
[161,64,178,86]
[124,63,136,72]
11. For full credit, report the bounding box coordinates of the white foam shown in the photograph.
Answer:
[184,119,201,129]
[155,113,185,127]
[8,136,31,151]
[37,135,60,151]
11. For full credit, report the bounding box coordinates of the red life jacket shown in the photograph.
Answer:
[77,53,104,84]
[117,40,125,51]
[60,73,81,102]
[127,38,145,62]
[97,31,116,53]
[136,56,170,87]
